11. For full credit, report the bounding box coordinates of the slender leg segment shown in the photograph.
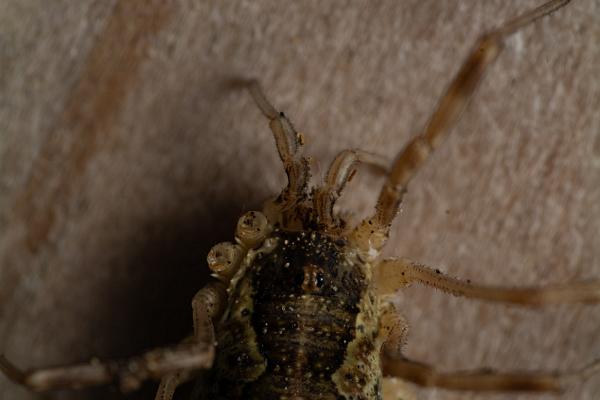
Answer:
[192,280,227,344]
[378,302,409,358]
[353,0,571,252]
[233,79,310,216]
[0,341,214,393]
[375,299,596,394]
[382,355,600,393]
[375,258,600,306]
[0,282,226,395]
[154,280,227,400]
[314,149,389,229]
[155,370,195,400]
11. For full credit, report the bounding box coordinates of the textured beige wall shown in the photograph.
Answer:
[1,1,599,400]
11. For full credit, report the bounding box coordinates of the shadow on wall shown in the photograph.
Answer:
[2,74,269,400]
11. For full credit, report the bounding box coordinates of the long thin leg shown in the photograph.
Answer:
[155,370,194,400]
[0,282,226,395]
[0,341,214,393]
[314,149,389,228]
[352,0,571,253]
[375,258,600,306]
[231,79,310,216]
[154,280,227,400]
[191,280,227,344]
[378,302,550,398]
[382,355,600,393]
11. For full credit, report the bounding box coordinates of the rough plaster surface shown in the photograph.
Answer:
[1,1,599,399]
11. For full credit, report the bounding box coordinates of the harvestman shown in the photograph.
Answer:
[1,0,600,399]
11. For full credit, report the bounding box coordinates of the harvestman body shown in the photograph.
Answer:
[2,1,600,399]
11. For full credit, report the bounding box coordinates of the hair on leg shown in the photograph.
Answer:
[375,257,600,306]
[352,0,572,254]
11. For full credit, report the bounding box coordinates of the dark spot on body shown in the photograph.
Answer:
[301,263,325,293]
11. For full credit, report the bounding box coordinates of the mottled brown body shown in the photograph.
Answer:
[210,230,382,400]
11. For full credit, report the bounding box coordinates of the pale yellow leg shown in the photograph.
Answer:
[314,149,389,228]
[154,280,227,399]
[382,356,600,393]
[378,302,417,400]
[375,258,600,306]
[352,0,572,252]
[0,280,226,396]
[154,369,196,400]
[378,302,409,357]
[0,341,214,393]
[231,79,310,216]
[376,254,600,394]
[191,280,227,344]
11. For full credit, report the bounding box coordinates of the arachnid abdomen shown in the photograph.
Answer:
[211,230,382,400]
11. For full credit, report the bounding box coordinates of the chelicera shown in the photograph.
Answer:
[1,0,600,399]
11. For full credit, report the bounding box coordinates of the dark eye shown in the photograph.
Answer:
[315,272,325,288]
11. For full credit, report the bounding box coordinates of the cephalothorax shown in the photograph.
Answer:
[2,1,600,399]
